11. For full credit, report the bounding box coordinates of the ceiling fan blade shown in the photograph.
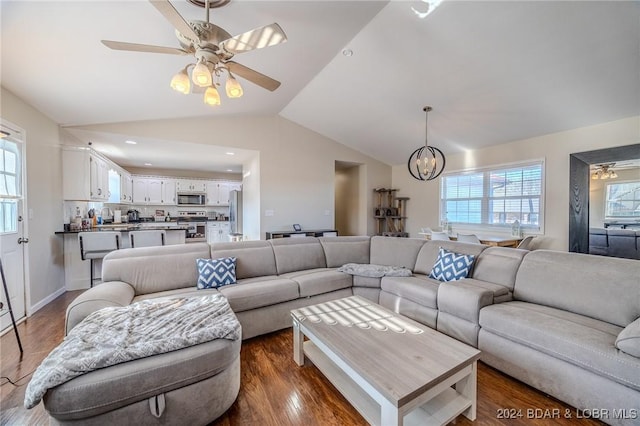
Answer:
[221,23,287,54]
[148,0,199,42]
[101,40,190,55]
[226,61,281,92]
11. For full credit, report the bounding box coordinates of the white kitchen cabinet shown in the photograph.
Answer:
[162,179,176,205]
[133,177,175,205]
[120,171,133,204]
[206,181,231,206]
[63,148,110,201]
[207,221,230,243]
[176,179,206,193]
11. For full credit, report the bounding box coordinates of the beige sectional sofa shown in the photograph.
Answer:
[55,235,639,425]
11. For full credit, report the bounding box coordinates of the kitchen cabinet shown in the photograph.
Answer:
[133,177,176,205]
[206,181,231,206]
[161,179,176,205]
[207,221,230,243]
[176,179,206,193]
[107,169,121,203]
[63,148,110,201]
[120,171,133,204]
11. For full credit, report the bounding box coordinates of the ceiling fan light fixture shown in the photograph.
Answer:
[192,60,213,87]
[170,66,191,94]
[225,74,243,98]
[204,85,221,106]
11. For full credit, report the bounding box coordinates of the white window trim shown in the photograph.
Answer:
[440,158,546,235]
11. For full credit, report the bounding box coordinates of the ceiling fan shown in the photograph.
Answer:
[101,0,287,106]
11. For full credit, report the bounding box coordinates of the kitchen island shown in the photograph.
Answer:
[56,223,189,290]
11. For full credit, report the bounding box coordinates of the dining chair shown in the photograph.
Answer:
[78,231,120,287]
[430,231,451,241]
[456,233,481,244]
[517,235,535,250]
[129,230,166,248]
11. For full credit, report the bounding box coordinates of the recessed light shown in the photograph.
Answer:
[342,49,353,57]
[226,152,235,156]
[125,140,138,145]
[144,162,152,166]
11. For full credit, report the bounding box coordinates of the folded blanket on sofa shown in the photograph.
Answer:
[25,293,240,409]
[338,263,412,278]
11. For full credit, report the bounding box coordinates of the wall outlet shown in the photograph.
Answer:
[265,209,274,217]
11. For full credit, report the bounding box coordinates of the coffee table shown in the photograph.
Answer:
[291,295,481,426]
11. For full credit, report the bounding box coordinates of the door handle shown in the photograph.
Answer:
[18,237,29,244]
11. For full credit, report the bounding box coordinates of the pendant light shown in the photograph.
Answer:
[225,73,243,98]
[407,106,446,181]
[192,58,213,88]
[170,65,191,94]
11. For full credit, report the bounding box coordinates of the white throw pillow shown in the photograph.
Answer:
[616,317,640,358]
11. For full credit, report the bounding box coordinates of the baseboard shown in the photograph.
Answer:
[29,286,66,315]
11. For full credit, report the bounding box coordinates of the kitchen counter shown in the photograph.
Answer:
[55,224,190,234]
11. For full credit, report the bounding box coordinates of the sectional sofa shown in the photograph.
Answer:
[54,236,639,425]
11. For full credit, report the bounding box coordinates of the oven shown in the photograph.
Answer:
[177,211,207,243]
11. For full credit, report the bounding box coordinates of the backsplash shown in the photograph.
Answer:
[63,201,228,223]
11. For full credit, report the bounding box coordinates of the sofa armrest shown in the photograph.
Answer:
[437,281,494,324]
[65,281,135,334]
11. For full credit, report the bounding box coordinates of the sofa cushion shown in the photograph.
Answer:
[197,257,236,289]
[283,269,353,298]
[471,247,527,291]
[460,278,510,300]
[210,241,277,279]
[380,275,439,309]
[219,278,299,312]
[514,250,640,327]
[428,248,476,282]
[269,237,327,274]
[479,301,640,392]
[319,236,370,267]
[370,236,425,269]
[616,317,640,358]
[102,243,211,295]
[414,241,486,275]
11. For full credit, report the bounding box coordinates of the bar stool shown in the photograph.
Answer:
[129,230,166,248]
[78,231,120,287]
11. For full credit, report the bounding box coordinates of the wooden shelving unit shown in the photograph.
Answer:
[373,188,409,237]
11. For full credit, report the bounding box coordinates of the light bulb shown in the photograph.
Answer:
[192,61,212,87]
[225,75,243,98]
[170,68,191,94]
[204,86,221,106]
[610,171,618,179]
[591,172,599,180]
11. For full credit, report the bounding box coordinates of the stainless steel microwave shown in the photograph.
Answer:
[177,193,206,206]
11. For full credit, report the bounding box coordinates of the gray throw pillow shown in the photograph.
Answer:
[616,317,640,358]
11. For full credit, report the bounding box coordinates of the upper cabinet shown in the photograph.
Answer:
[120,171,133,204]
[63,148,109,201]
[176,179,206,193]
[206,181,230,206]
[133,177,175,205]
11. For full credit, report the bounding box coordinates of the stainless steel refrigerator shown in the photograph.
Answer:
[229,190,243,235]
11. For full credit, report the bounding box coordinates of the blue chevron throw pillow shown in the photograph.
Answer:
[197,257,237,289]
[428,247,475,282]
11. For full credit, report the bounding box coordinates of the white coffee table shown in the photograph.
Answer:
[291,295,481,426]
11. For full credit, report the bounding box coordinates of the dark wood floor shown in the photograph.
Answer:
[1,292,604,425]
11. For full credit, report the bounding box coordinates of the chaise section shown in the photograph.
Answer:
[44,338,241,425]
[65,281,134,334]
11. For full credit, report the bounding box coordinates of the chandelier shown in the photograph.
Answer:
[407,106,446,181]
[170,59,243,106]
[591,163,618,180]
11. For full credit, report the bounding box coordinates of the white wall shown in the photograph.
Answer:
[69,116,392,239]
[1,86,65,311]
[393,116,640,251]
[242,153,261,240]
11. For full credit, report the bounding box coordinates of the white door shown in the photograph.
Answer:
[0,122,27,332]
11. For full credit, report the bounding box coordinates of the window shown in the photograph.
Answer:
[441,161,544,231]
[1,139,21,197]
[605,180,640,218]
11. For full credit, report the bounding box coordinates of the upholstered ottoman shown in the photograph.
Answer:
[27,295,242,425]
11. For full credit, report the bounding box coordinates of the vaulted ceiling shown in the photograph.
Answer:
[2,1,638,171]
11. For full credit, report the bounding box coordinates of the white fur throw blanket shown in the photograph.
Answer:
[337,263,413,278]
[25,294,240,409]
